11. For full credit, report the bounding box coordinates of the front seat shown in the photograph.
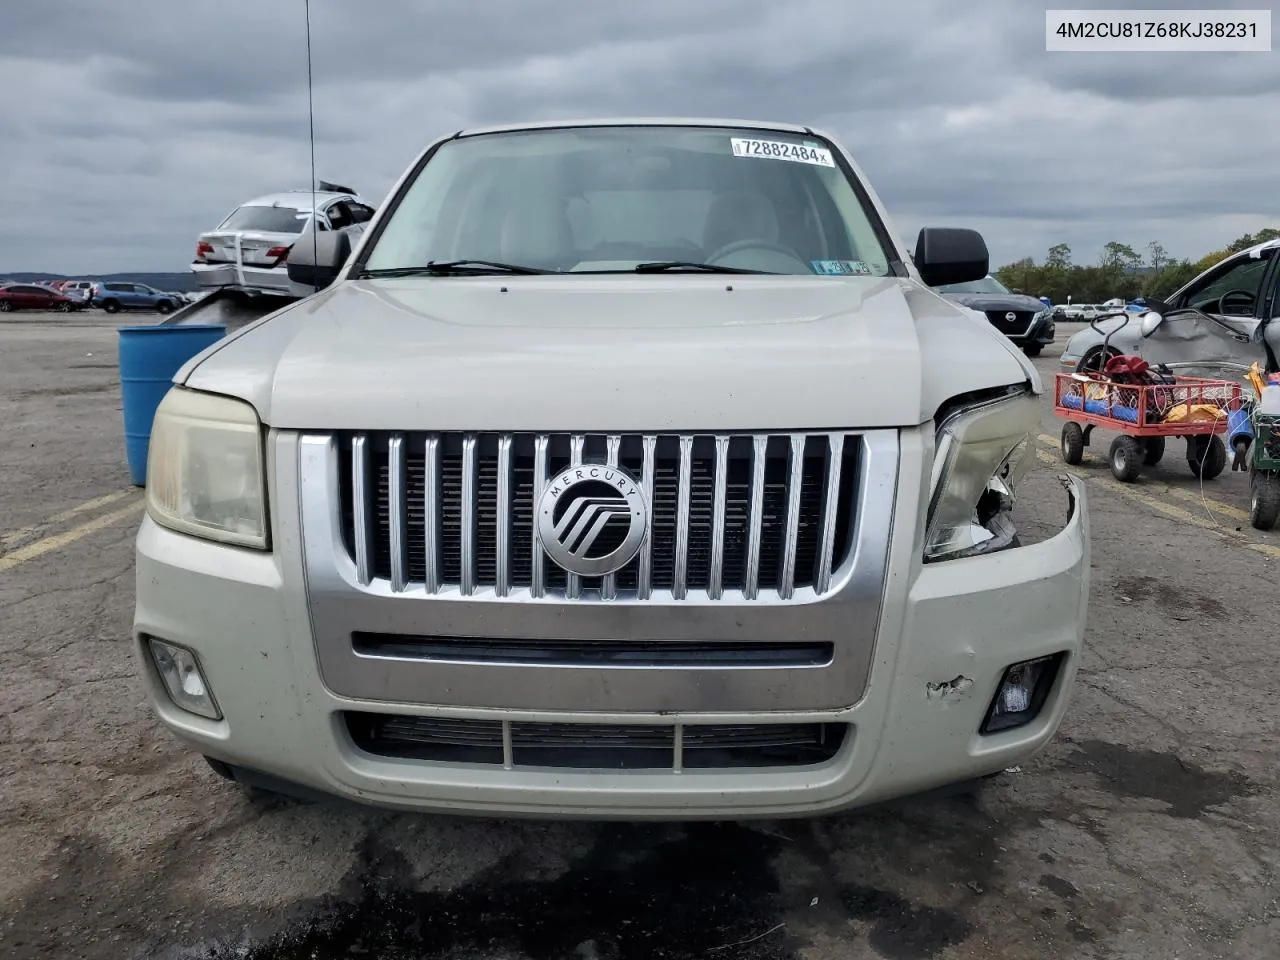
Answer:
[498,196,576,271]
[702,190,781,256]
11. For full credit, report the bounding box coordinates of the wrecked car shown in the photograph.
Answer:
[133,117,1089,818]
[1061,238,1280,376]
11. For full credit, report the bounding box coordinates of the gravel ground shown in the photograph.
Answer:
[1,314,1276,960]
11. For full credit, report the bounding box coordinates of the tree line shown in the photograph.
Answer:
[992,228,1280,305]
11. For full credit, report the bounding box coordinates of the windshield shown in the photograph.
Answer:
[934,275,1012,295]
[362,125,895,276]
[218,205,311,234]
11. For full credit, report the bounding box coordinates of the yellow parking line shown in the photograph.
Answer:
[1036,433,1252,523]
[0,489,137,548]
[0,500,145,573]
[1033,449,1280,560]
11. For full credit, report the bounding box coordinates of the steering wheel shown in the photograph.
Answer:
[1216,289,1255,315]
[705,238,807,268]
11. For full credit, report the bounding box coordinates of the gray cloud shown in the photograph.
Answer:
[1,0,1277,274]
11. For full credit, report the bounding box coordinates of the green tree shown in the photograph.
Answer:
[1100,241,1142,272]
[1146,241,1169,270]
[1046,243,1072,271]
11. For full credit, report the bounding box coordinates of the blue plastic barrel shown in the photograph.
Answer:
[118,324,226,486]
[1228,407,1253,449]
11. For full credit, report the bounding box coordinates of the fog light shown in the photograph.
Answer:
[148,638,221,720]
[980,653,1063,734]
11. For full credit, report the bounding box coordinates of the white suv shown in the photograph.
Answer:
[136,118,1089,819]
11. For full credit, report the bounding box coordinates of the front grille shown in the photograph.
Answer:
[343,712,848,770]
[335,432,861,601]
[985,310,1035,336]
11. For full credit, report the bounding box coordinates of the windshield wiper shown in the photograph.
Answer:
[358,260,552,278]
[632,261,774,274]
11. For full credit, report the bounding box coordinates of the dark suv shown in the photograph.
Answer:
[932,274,1056,357]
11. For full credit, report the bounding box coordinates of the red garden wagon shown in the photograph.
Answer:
[1054,370,1245,482]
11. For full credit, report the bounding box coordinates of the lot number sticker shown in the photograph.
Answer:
[730,137,834,167]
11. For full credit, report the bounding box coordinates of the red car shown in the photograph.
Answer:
[0,283,80,313]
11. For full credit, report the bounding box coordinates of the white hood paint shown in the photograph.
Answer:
[179,275,1033,432]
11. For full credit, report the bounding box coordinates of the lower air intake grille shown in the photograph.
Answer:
[344,713,848,770]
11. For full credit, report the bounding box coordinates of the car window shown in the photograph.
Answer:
[364,124,895,276]
[218,205,311,234]
[1181,254,1271,316]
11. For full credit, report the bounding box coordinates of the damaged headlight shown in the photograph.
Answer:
[146,387,268,549]
[924,387,1038,562]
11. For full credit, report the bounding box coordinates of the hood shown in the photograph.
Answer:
[941,292,1048,313]
[179,275,1033,432]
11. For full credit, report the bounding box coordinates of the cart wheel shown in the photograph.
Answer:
[1250,471,1280,531]
[1141,436,1165,466]
[1109,436,1143,482]
[1187,435,1226,480]
[1060,422,1085,465]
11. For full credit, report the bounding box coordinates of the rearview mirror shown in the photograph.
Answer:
[913,227,989,287]
[286,227,357,290]
[1139,312,1164,337]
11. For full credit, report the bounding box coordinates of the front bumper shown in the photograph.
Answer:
[132,432,1090,819]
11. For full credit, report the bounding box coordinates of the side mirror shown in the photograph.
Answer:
[913,227,989,287]
[286,227,357,290]
[1139,312,1164,337]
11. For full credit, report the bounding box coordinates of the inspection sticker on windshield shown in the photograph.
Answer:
[811,259,872,276]
[730,138,834,167]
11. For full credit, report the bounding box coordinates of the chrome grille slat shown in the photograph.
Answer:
[672,435,694,600]
[638,435,657,600]
[422,435,441,593]
[816,433,844,594]
[495,436,512,597]
[387,434,407,592]
[343,431,861,602]
[744,435,768,600]
[460,435,477,596]
[779,435,806,600]
[351,434,373,586]
[531,435,549,598]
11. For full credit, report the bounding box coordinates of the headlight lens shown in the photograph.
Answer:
[925,389,1038,562]
[146,387,268,549]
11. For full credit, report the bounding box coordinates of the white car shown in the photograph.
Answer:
[135,117,1089,819]
[191,183,376,298]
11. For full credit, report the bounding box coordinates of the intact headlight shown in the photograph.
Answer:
[145,387,268,549]
[924,388,1038,562]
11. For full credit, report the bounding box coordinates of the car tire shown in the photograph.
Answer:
[156,300,174,315]
[1141,436,1165,466]
[102,300,121,314]
[1022,342,1042,358]
[1060,422,1085,465]
[1250,471,1280,530]
[0,301,11,312]
[58,302,72,313]
[1187,435,1226,480]
[1077,346,1118,374]
[1109,436,1143,482]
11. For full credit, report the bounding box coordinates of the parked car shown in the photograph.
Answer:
[60,280,97,304]
[91,281,184,314]
[1060,238,1280,374]
[931,274,1056,357]
[0,282,80,313]
[135,116,1088,819]
[191,182,377,298]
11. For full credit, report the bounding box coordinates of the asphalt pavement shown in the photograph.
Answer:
[1,314,1276,960]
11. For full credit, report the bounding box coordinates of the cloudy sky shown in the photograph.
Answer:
[3,0,1276,275]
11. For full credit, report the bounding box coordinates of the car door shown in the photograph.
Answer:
[1140,249,1275,370]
